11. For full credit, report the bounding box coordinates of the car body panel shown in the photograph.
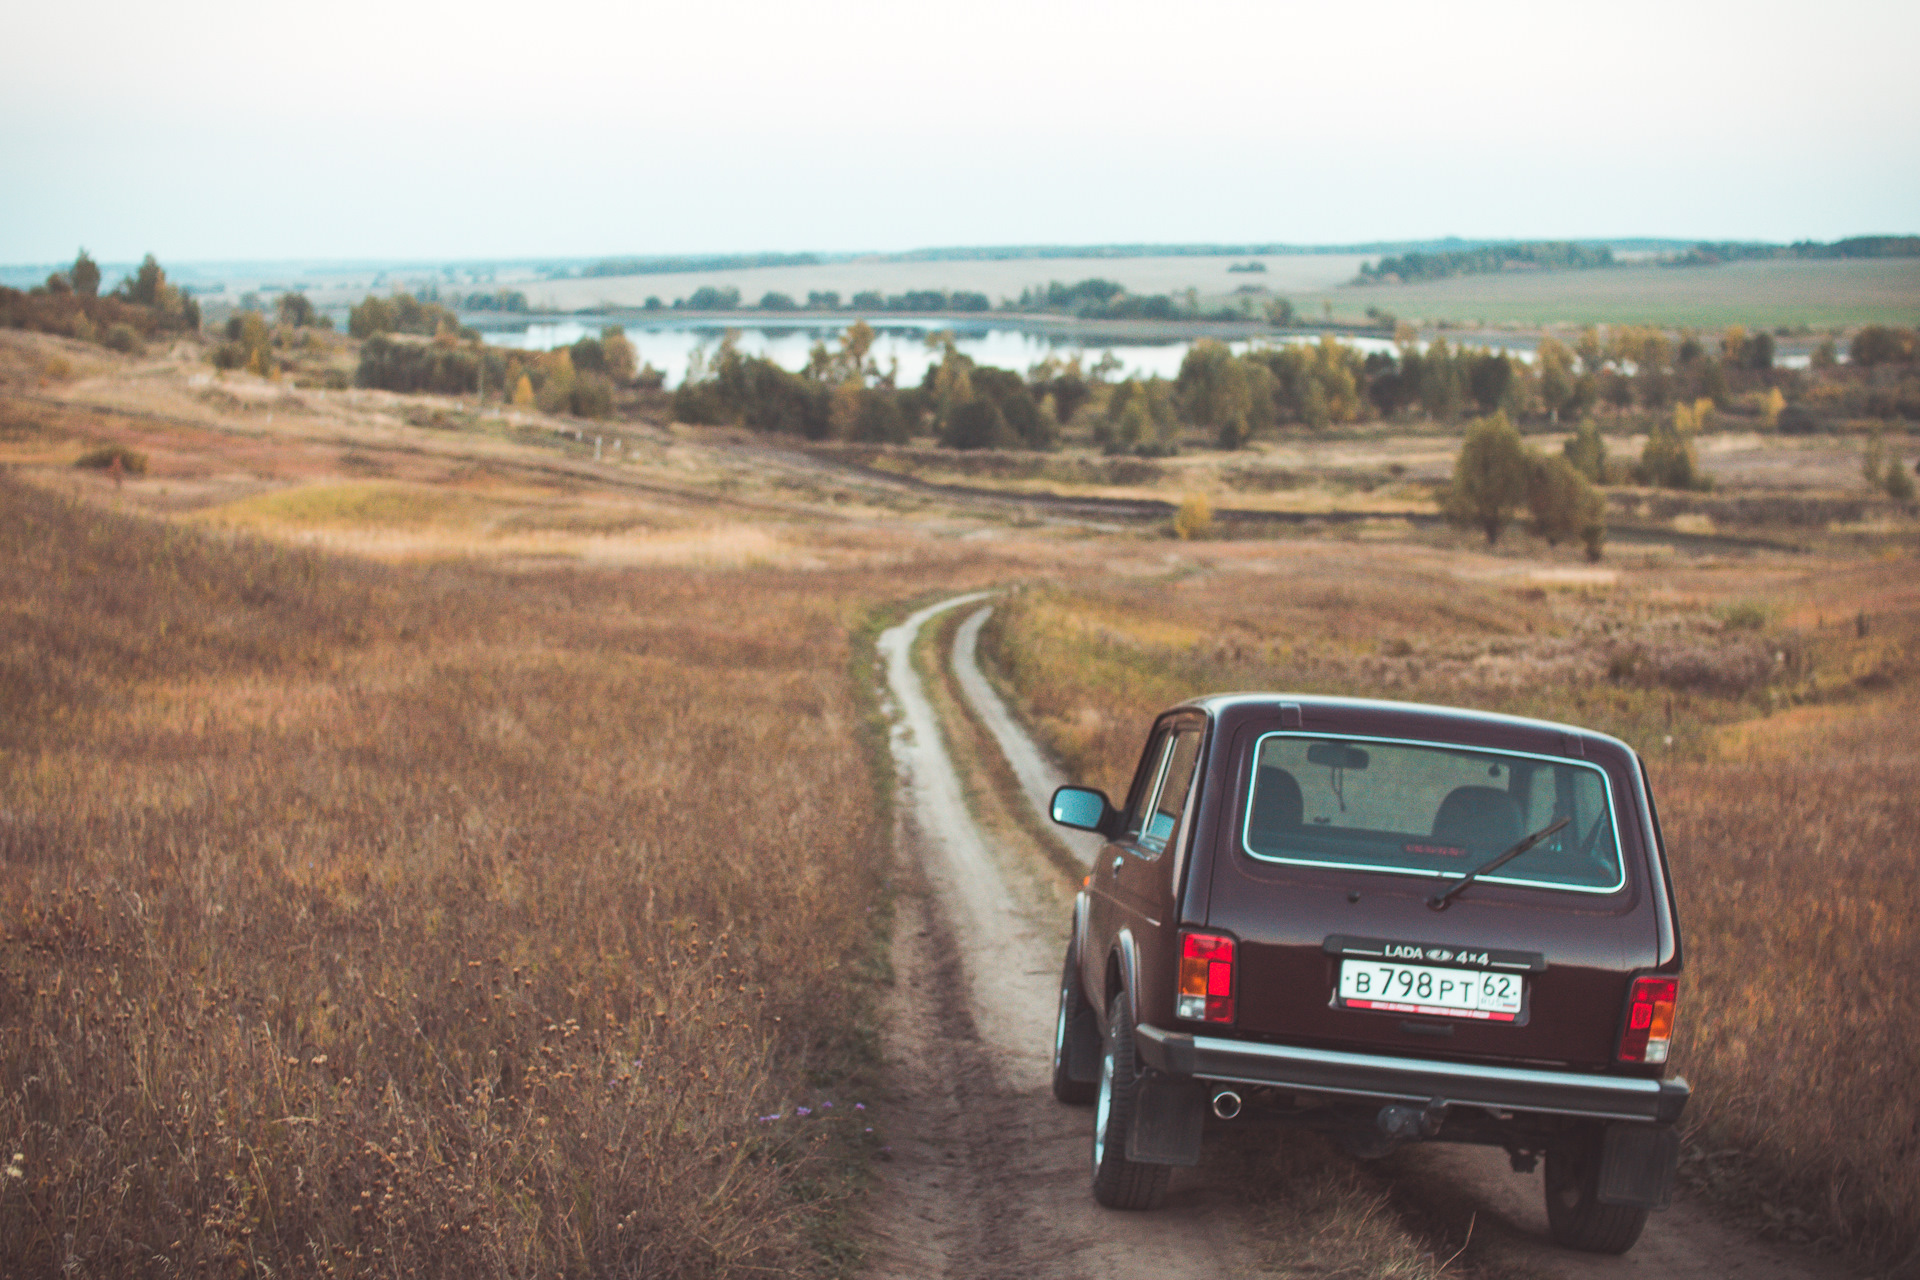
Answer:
[1072,694,1686,1095]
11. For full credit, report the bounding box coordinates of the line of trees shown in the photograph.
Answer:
[349,292,474,341]
[669,323,1081,447]
[1666,236,1920,266]
[1358,242,1615,284]
[660,286,995,313]
[1006,278,1296,324]
[645,276,1298,322]
[659,318,1920,460]
[349,322,641,419]
[0,250,200,353]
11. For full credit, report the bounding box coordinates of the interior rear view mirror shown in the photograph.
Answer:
[1307,742,1370,771]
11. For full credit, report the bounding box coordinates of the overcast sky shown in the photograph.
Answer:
[4,0,1916,265]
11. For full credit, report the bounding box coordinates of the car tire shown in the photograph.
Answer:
[1091,994,1172,1210]
[1545,1135,1649,1254]
[1052,945,1097,1105]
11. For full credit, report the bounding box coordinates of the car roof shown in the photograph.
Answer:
[1171,692,1633,757]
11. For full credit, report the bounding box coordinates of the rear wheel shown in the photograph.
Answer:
[1091,995,1171,1210]
[1051,945,1097,1105]
[1545,1134,1649,1254]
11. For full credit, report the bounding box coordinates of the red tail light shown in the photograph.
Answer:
[1178,932,1235,1024]
[1617,976,1678,1064]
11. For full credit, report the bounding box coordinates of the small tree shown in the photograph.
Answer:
[1177,340,1258,448]
[1862,429,1888,488]
[1172,493,1213,540]
[120,254,165,306]
[277,292,317,328]
[1528,454,1605,553]
[1637,403,1704,490]
[536,351,577,415]
[1760,386,1785,430]
[1446,412,1531,544]
[1536,337,1578,423]
[71,249,101,298]
[601,327,638,384]
[512,374,534,408]
[1887,456,1916,502]
[1563,417,1607,482]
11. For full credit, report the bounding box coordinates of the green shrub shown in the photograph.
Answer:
[1172,493,1213,540]
[74,444,149,474]
[942,397,1013,450]
[101,323,144,355]
[1715,600,1772,631]
[570,372,615,419]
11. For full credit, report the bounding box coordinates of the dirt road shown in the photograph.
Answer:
[864,595,1853,1280]
[866,595,1267,1280]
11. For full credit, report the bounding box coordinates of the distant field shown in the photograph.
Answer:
[519,253,1372,313]
[1338,258,1920,329]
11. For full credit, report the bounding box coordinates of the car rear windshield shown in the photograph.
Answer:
[1241,733,1625,893]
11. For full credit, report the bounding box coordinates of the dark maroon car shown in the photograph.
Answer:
[1049,695,1687,1255]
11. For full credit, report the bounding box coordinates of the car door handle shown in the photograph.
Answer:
[1111,855,1125,876]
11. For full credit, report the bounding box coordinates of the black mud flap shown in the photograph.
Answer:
[1124,1073,1205,1167]
[1067,1008,1100,1084]
[1597,1123,1680,1209]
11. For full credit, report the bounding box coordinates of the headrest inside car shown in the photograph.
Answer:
[1432,785,1522,855]
[1249,765,1303,841]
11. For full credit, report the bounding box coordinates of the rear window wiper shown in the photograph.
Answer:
[1428,815,1571,911]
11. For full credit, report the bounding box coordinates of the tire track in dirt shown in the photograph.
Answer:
[864,595,1266,1280]
[935,601,1856,1280]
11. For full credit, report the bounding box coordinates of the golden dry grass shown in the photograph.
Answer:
[980,548,1920,1265]
[0,472,933,1276]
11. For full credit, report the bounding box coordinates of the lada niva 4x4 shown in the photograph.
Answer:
[1048,695,1688,1255]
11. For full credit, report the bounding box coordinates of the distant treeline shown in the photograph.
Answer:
[1667,236,1920,266]
[641,276,1302,323]
[662,285,994,313]
[1358,242,1616,285]
[0,250,201,355]
[884,239,1556,261]
[456,289,530,312]
[582,252,822,279]
[666,320,1920,457]
[1005,278,1298,324]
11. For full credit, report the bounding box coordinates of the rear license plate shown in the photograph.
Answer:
[1337,960,1523,1022]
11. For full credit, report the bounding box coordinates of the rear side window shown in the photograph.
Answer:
[1141,728,1202,855]
[1242,733,1624,893]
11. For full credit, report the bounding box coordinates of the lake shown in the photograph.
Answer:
[475,316,1412,389]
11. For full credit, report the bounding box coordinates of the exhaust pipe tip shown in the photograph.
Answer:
[1211,1089,1242,1120]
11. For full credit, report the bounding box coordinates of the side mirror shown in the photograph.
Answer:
[1051,785,1117,836]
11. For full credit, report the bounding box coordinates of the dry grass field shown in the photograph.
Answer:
[0,461,994,1277]
[5,329,1917,1275]
[979,543,1920,1266]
